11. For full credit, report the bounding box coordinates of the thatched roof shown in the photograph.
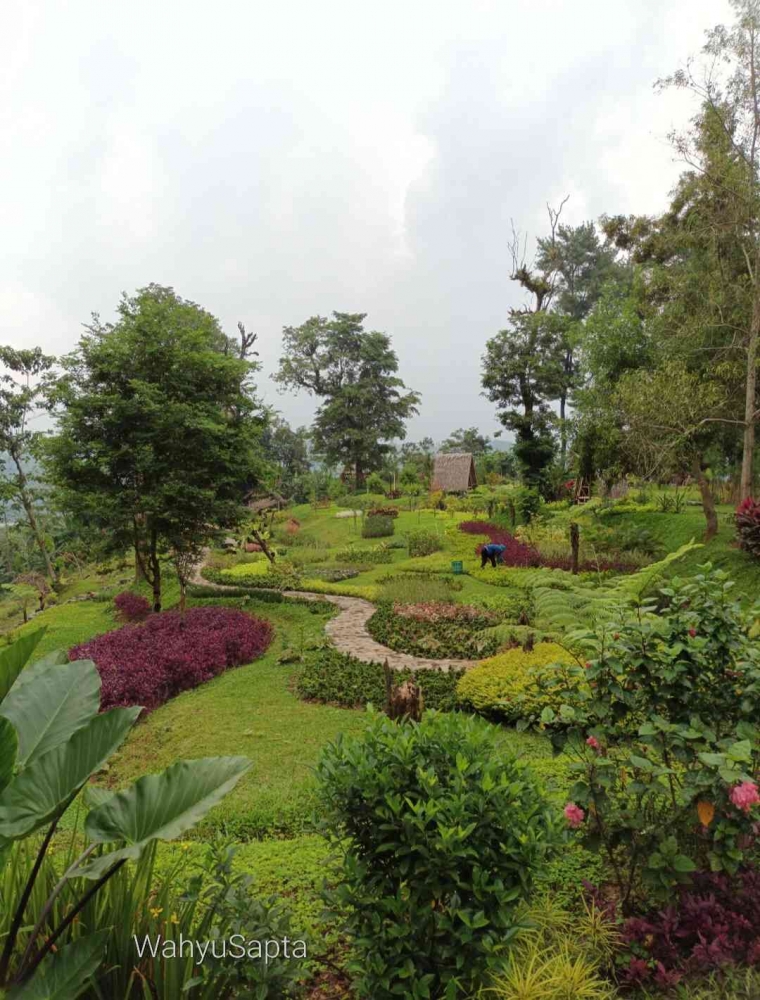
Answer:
[245,491,287,513]
[431,453,477,493]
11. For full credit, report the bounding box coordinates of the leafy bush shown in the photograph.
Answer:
[367,506,399,518]
[316,711,561,998]
[334,543,394,565]
[618,867,760,988]
[406,528,443,557]
[71,606,273,711]
[736,497,760,559]
[367,602,499,659]
[549,567,760,911]
[113,590,151,622]
[296,647,463,710]
[362,515,395,538]
[0,631,250,997]
[307,566,360,582]
[457,642,580,725]
[188,583,285,603]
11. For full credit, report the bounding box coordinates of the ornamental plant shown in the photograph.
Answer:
[366,602,499,660]
[71,606,273,712]
[545,566,760,911]
[316,710,562,999]
[362,515,395,539]
[406,529,443,557]
[0,628,250,996]
[736,496,760,559]
[113,590,151,622]
[456,642,582,726]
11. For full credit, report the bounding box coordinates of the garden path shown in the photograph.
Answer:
[192,553,474,673]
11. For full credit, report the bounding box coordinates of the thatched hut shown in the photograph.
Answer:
[431,453,477,493]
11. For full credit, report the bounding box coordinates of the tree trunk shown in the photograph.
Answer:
[741,285,760,501]
[570,522,580,575]
[559,394,567,466]
[10,452,56,583]
[149,529,161,613]
[355,459,363,492]
[692,454,718,543]
[179,583,186,614]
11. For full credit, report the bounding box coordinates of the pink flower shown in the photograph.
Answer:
[730,781,760,814]
[564,802,585,829]
[586,736,600,752]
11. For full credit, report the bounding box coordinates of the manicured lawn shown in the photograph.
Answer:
[103,598,371,839]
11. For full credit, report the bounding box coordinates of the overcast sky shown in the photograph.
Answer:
[1,0,734,443]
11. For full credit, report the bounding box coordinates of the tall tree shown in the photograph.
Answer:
[46,285,264,611]
[260,415,311,494]
[273,312,420,488]
[535,222,619,459]
[660,0,760,498]
[440,427,491,455]
[0,347,58,582]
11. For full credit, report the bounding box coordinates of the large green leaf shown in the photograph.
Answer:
[0,659,101,768]
[0,716,17,795]
[7,931,108,999]
[77,756,251,879]
[0,630,46,703]
[0,707,140,841]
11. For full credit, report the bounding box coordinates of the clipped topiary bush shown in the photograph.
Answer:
[457,642,580,724]
[113,590,151,622]
[406,528,443,557]
[334,543,394,564]
[71,606,273,712]
[367,506,399,519]
[316,711,561,999]
[367,602,499,659]
[362,515,395,538]
[296,647,463,710]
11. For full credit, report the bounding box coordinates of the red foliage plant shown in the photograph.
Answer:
[736,497,760,559]
[458,520,635,573]
[71,606,273,712]
[617,868,760,988]
[113,591,151,623]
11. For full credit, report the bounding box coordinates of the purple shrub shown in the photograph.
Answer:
[736,497,760,559]
[114,591,151,622]
[617,868,760,986]
[71,606,273,712]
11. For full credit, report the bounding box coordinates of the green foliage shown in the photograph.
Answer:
[406,528,443,557]
[334,543,394,564]
[532,540,701,630]
[457,643,581,726]
[46,285,265,611]
[377,573,459,605]
[296,647,463,711]
[367,602,499,659]
[316,711,562,999]
[0,630,250,995]
[361,515,395,538]
[273,312,420,488]
[548,567,760,910]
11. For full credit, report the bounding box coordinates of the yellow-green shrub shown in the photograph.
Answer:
[457,642,581,724]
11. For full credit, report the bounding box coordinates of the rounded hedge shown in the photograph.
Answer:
[457,642,579,723]
[71,606,273,712]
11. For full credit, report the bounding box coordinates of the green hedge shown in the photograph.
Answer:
[296,647,463,711]
[362,515,395,538]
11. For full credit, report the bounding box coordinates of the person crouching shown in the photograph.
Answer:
[480,543,507,568]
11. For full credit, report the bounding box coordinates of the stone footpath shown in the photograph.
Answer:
[192,552,474,673]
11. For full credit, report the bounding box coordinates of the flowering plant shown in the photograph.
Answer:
[545,567,760,910]
[736,496,760,559]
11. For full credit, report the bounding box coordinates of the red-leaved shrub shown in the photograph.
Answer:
[618,867,760,987]
[113,591,151,622]
[71,606,273,712]
[736,497,760,559]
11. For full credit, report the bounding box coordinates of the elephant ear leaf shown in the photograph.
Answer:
[0,707,140,842]
[0,716,18,795]
[7,930,108,999]
[76,756,251,879]
[0,629,46,702]
[0,659,102,768]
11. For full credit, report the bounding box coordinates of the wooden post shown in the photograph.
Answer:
[570,522,580,575]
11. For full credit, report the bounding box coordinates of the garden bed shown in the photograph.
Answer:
[366,602,500,660]
[71,605,273,711]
